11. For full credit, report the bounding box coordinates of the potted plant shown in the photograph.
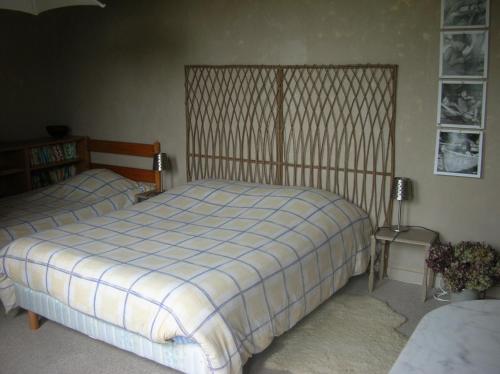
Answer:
[426,241,500,302]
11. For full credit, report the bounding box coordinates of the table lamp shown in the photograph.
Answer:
[391,177,412,232]
[153,152,169,192]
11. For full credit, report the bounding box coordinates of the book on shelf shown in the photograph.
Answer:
[52,144,64,161]
[31,165,76,189]
[63,143,77,159]
[29,142,77,167]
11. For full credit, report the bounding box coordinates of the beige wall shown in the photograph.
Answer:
[2,0,499,283]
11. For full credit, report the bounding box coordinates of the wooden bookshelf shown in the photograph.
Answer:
[0,136,89,197]
[0,168,24,177]
[30,157,81,171]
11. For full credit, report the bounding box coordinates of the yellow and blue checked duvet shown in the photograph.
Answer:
[1,180,370,374]
[0,169,150,310]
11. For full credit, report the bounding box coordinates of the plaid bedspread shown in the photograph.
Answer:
[1,180,370,374]
[0,169,150,310]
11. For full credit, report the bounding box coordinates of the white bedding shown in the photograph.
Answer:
[1,179,370,374]
[0,168,150,310]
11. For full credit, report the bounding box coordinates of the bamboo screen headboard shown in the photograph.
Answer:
[185,65,397,229]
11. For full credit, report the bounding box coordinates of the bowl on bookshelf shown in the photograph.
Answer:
[46,125,69,138]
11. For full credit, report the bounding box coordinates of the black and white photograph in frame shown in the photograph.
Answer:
[442,0,490,29]
[438,80,486,128]
[440,30,488,78]
[434,129,483,178]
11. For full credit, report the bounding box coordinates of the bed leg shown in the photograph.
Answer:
[27,310,40,330]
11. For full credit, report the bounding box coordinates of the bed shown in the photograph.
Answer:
[4,179,371,373]
[390,300,500,374]
[1,65,397,374]
[0,139,162,311]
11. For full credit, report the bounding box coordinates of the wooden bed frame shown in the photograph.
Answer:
[87,138,161,192]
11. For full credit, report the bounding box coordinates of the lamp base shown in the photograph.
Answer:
[391,225,409,233]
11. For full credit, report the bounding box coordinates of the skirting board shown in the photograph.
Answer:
[387,267,424,286]
[388,267,500,299]
[388,266,446,289]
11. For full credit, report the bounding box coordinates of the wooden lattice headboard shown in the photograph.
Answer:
[185,64,397,229]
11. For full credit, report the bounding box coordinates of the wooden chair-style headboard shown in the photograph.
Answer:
[88,138,161,191]
[185,64,397,229]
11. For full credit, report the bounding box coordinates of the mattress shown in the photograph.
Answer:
[15,284,209,374]
[0,168,151,311]
[1,179,371,374]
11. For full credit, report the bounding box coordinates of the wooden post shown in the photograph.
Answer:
[369,235,376,292]
[275,67,284,186]
[422,244,433,302]
[380,241,386,282]
[153,141,162,192]
[27,310,40,330]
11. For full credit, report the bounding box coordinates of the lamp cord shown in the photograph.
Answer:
[433,284,450,302]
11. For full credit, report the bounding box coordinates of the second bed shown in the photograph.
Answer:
[0,138,161,311]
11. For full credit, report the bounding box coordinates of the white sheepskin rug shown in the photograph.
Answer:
[250,294,408,374]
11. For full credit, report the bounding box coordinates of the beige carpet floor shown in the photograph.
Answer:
[0,274,443,374]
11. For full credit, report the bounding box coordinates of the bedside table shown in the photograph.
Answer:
[135,190,162,203]
[368,227,439,301]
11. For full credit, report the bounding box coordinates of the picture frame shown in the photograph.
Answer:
[437,80,486,128]
[434,129,483,178]
[439,30,488,78]
[441,0,489,29]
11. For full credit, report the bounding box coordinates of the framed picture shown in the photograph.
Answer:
[437,80,486,128]
[440,30,488,78]
[441,0,489,29]
[434,129,483,178]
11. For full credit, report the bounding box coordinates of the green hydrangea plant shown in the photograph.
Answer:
[426,241,500,293]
